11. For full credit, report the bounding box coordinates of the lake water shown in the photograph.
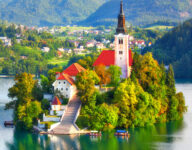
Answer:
[0,78,192,150]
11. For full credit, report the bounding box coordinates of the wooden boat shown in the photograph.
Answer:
[115,130,130,137]
[4,121,14,127]
[88,131,102,136]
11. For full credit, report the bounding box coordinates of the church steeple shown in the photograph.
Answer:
[116,0,127,34]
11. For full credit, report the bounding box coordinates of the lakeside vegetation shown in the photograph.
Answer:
[4,52,187,131]
[75,52,187,130]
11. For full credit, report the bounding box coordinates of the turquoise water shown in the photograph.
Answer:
[0,78,192,150]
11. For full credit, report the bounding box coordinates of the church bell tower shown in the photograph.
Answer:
[115,0,130,78]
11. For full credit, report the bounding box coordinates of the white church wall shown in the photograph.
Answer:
[114,34,130,78]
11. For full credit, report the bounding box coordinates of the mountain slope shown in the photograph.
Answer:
[144,19,192,78]
[0,0,108,26]
[81,0,192,26]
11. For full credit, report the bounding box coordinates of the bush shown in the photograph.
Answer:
[62,98,69,105]
[76,115,89,129]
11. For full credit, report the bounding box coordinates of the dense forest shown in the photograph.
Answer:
[0,0,192,26]
[144,18,192,78]
[82,0,192,26]
[0,0,108,26]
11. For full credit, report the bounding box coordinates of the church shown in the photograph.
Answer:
[93,0,133,78]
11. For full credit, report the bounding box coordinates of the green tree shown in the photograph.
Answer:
[76,70,100,107]
[166,64,176,97]
[108,65,122,86]
[90,103,119,130]
[8,73,42,129]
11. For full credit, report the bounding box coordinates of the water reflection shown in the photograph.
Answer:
[2,115,190,150]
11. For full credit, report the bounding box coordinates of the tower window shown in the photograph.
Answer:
[119,51,123,55]
[119,39,123,44]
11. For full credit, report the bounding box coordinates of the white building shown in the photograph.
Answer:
[41,47,50,52]
[53,74,76,99]
[0,37,12,46]
[51,96,62,111]
[53,63,86,99]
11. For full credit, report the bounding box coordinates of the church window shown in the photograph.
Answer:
[59,82,61,84]
[119,51,123,55]
[66,88,68,91]
[64,81,66,84]
[119,39,123,44]
[61,88,63,91]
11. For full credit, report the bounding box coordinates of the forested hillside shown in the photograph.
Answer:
[144,19,192,78]
[1,0,192,26]
[0,0,108,26]
[82,0,192,26]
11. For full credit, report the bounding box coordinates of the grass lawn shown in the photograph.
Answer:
[47,57,69,66]
[40,121,57,124]
[60,26,95,32]
[46,115,59,118]
[145,25,174,30]
[57,36,77,40]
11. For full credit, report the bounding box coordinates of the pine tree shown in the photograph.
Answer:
[166,64,176,97]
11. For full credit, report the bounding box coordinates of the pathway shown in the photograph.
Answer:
[49,92,82,135]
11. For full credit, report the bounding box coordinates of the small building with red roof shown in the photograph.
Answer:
[51,96,62,111]
[53,63,86,99]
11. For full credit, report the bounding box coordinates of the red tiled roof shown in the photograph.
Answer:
[93,50,133,67]
[63,63,86,76]
[93,50,115,67]
[57,74,75,85]
[52,96,61,105]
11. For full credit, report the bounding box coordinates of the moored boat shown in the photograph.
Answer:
[115,130,130,137]
[88,131,102,136]
[4,121,14,127]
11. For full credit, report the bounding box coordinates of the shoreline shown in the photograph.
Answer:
[0,75,15,78]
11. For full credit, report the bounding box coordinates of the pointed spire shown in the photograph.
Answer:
[116,0,127,34]
[120,0,124,15]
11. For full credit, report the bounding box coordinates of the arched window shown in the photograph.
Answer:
[119,39,123,44]
[119,51,123,55]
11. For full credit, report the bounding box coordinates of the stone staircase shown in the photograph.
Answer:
[50,93,82,135]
